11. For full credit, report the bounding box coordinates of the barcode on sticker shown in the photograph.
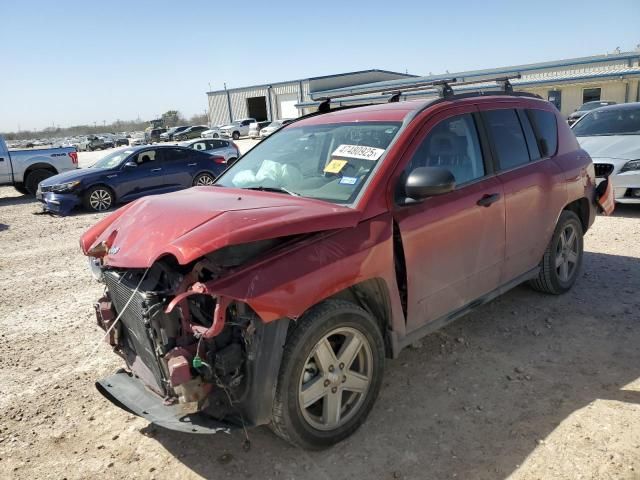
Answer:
[332,144,385,161]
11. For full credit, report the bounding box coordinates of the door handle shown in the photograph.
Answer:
[477,193,501,207]
[151,168,162,172]
[187,163,197,166]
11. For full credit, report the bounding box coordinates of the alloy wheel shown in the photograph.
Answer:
[195,174,215,186]
[298,327,373,431]
[89,189,112,211]
[555,223,579,282]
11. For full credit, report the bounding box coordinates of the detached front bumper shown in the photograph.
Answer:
[36,191,81,216]
[96,370,236,435]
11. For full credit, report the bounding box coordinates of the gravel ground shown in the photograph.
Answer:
[1,148,639,479]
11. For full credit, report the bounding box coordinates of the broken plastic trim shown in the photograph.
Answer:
[96,370,235,434]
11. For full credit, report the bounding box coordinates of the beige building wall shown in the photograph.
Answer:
[520,79,639,117]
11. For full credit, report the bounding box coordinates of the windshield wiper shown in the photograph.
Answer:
[244,186,299,196]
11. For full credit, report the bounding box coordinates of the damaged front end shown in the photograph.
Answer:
[91,243,288,434]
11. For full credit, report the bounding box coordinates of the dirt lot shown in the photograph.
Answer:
[1,148,639,479]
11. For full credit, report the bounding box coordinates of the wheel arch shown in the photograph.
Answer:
[562,197,590,233]
[24,162,57,179]
[325,278,394,358]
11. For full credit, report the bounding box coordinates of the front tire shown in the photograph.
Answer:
[271,300,385,449]
[529,210,583,294]
[14,183,28,195]
[25,169,54,195]
[232,132,240,140]
[83,186,114,212]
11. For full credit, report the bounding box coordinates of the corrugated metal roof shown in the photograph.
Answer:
[205,69,417,95]
[310,51,640,100]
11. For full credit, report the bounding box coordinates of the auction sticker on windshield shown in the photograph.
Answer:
[332,144,385,161]
[324,159,348,174]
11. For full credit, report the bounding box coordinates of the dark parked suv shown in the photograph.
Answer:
[144,127,167,144]
[81,77,613,450]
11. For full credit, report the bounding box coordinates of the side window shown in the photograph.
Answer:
[527,109,558,157]
[165,148,191,162]
[406,113,485,185]
[132,149,157,167]
[483,109,530,170]
[191,141,207,151]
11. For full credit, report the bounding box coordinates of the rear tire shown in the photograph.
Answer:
[24,169,54,195]
[270,300,385,450]
[193,172,215,186]
[529,210,583,294]
[83,186,114,212]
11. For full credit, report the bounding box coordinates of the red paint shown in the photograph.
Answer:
[82,95,598,344]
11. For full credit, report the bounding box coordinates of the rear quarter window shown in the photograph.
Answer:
[527,109,558,157]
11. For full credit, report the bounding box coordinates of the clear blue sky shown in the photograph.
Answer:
[1,0,638,132]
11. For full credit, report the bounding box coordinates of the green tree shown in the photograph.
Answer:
[161,110,184,127]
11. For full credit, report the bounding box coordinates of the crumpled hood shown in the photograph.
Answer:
[80,187,361,268]
[578,135,640,161]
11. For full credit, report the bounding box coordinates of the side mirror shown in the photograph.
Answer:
[404,167,455,201]
[123,161,137,169]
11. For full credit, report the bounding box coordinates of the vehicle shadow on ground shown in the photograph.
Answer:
[147,250,640,480]
[0,223,8,232]
[611,204,640,219]
[0,194,35,207]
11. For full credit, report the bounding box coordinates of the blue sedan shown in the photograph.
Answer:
[36,145,227,215]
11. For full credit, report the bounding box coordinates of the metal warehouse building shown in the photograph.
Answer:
[206,70,416,126]
[298,50,640,118]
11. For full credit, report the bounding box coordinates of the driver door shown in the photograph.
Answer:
[392,106,506,333]
[116,149,165,202]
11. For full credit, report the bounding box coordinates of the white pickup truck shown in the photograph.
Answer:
[219,118,257,140]
[0,135,79,195]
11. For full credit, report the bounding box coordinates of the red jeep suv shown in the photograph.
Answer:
[81,80,612,449]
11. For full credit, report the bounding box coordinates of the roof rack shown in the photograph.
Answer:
[315,74,522,108]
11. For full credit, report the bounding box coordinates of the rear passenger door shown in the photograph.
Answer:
[393,106,506,333]
[480,106,565,283]
[161,148,201,190]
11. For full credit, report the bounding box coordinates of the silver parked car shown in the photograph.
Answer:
[259,119,294,138]
[179,138,240,164]
[573,102,640,204]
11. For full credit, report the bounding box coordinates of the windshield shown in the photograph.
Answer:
[91,149,134,169]
[216,122,401,204]
[268,121,283,128]
[572,107,640,136]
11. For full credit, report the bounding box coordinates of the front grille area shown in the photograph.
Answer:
[104,270,166,394]
[594,163,614,178]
